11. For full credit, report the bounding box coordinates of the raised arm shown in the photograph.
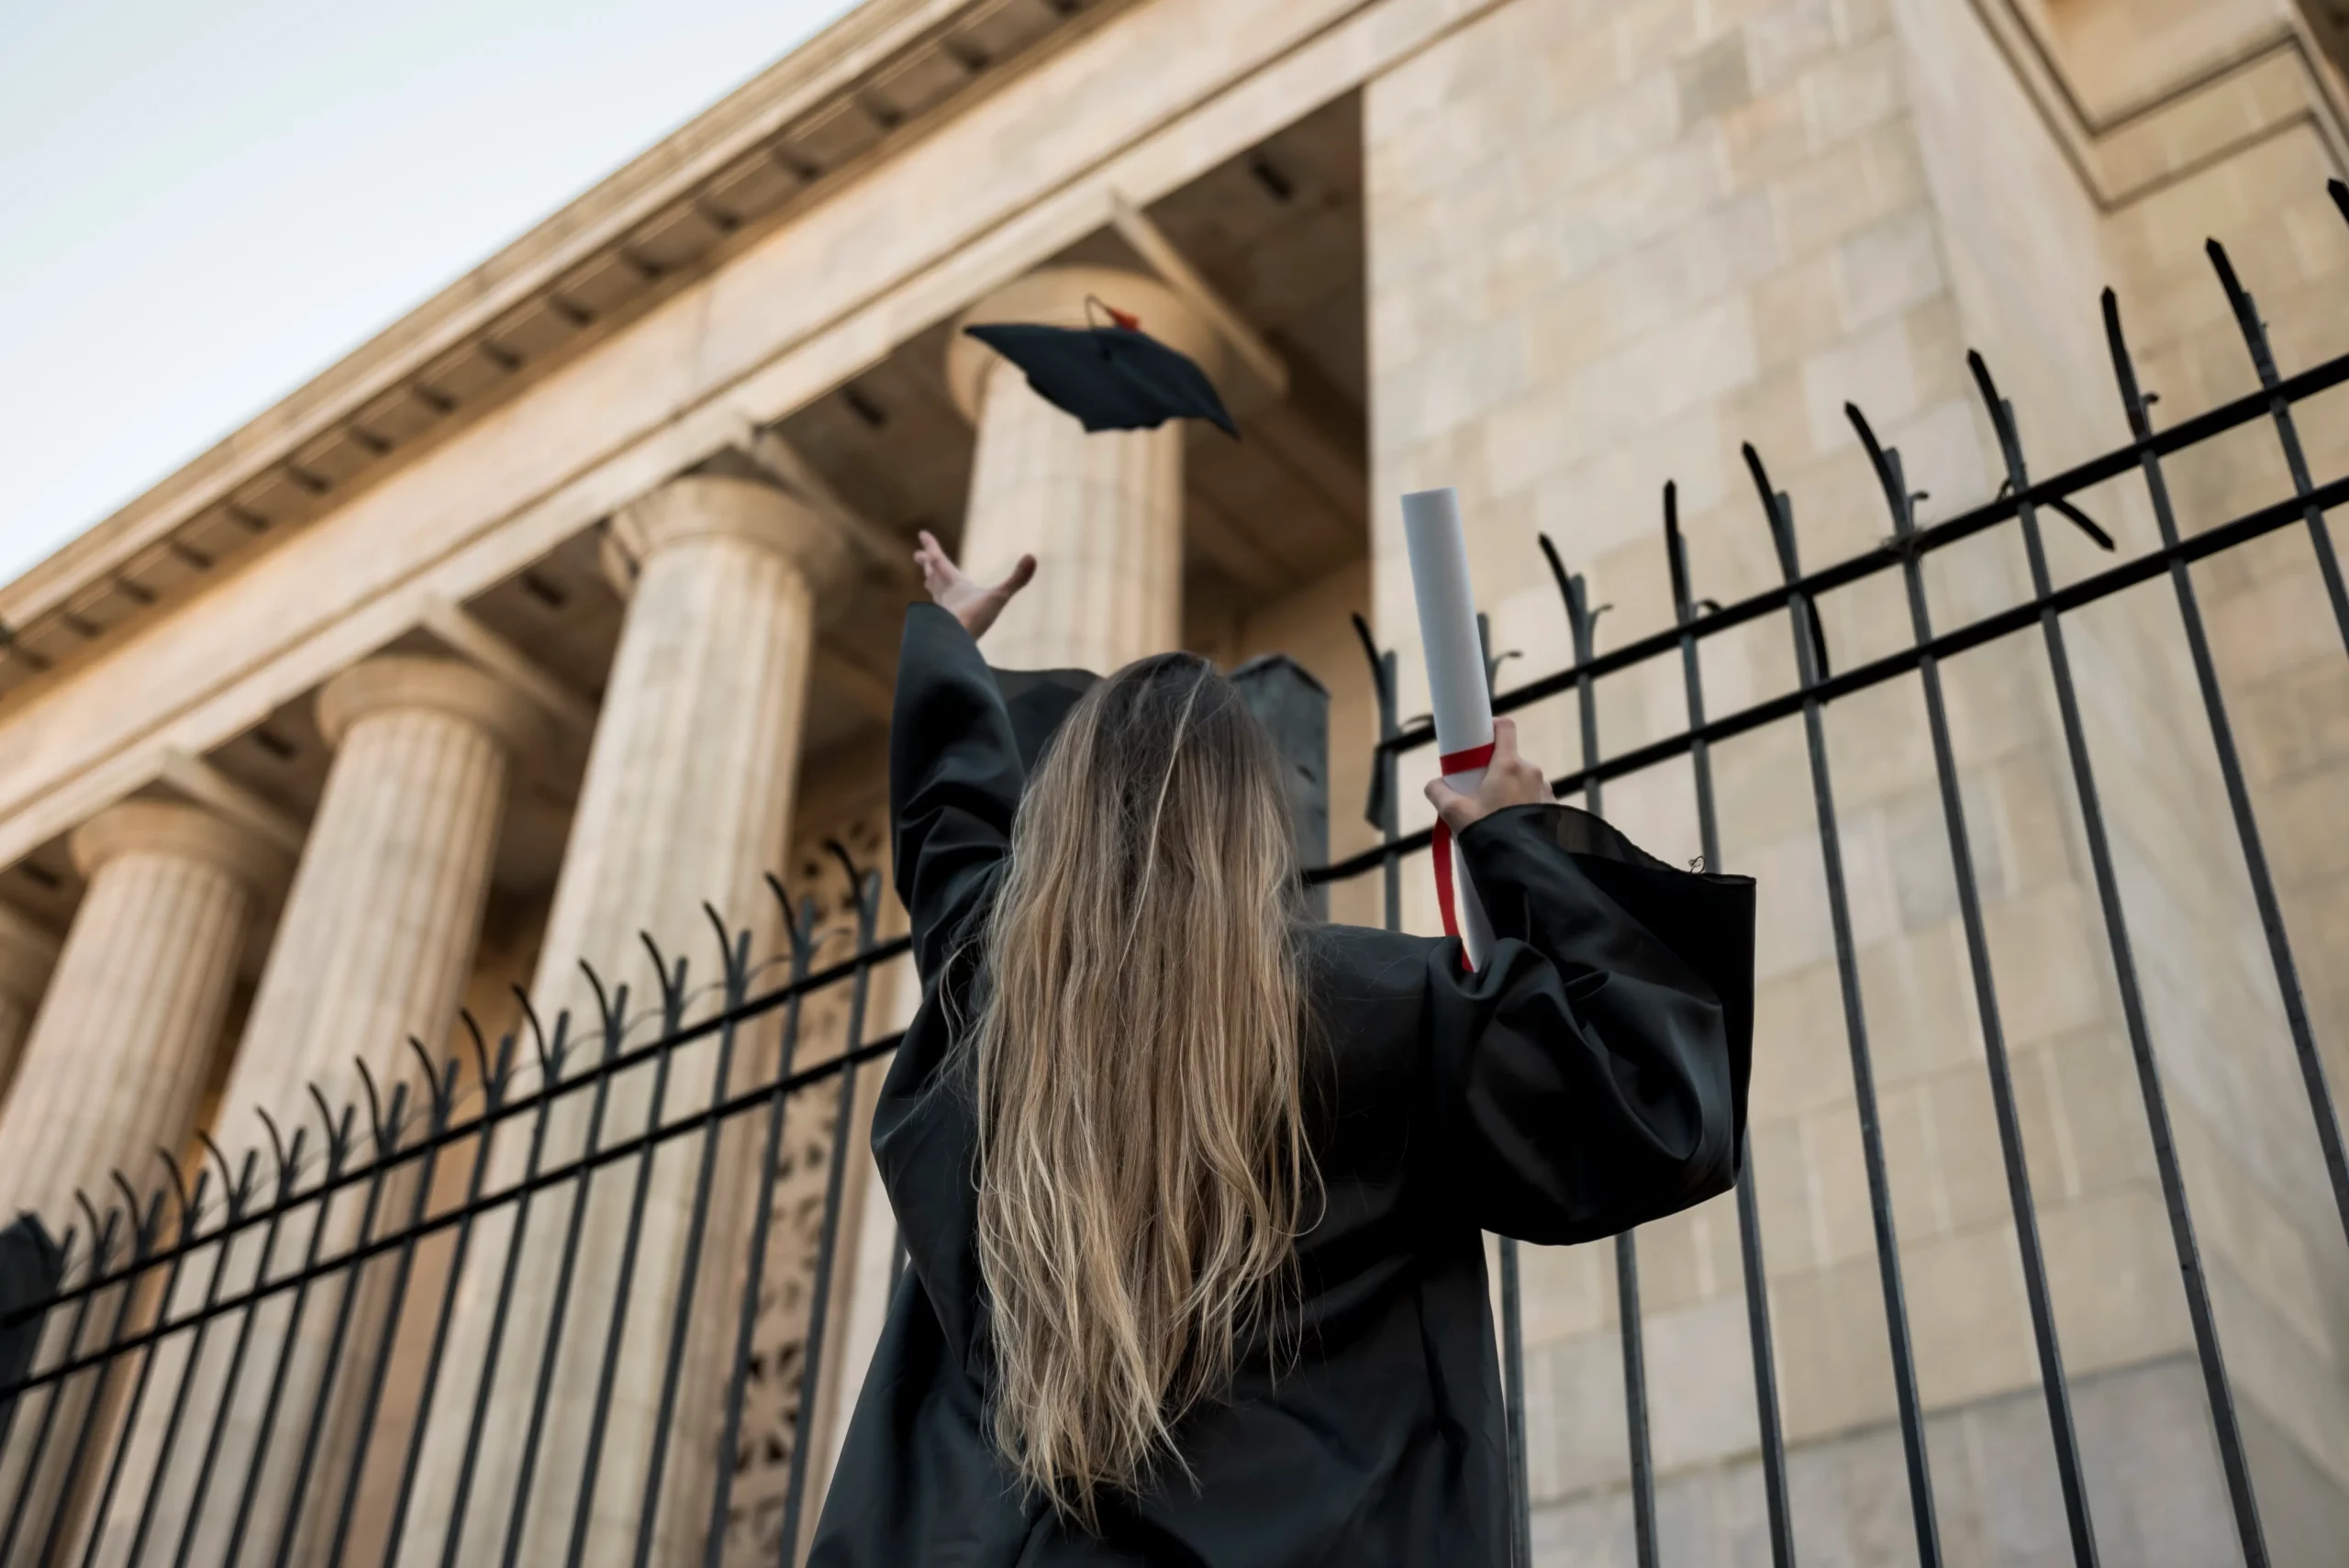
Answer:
[1418,779,1755,1244]
[888,533,1035,968]
[888,604,1029,976]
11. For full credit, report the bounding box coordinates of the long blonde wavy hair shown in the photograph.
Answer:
[966,651,1318,1529]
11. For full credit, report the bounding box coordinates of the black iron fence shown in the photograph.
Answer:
[4,183,2349,1568]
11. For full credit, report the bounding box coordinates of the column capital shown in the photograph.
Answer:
[317,654,543,754]
[602,473,852,600]
[0,901,57,1006]
[70,800,288,895]
[945,265,1227,424]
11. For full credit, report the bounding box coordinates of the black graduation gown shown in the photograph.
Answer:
[807,604,1755,1568]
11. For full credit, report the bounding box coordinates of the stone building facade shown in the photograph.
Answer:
[1,0,2345,1562]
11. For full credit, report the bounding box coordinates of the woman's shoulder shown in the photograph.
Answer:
[1302,921,1438,1011]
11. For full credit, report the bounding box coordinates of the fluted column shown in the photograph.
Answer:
[405,473,848,1567]
[106,657,540,1568]
[945,265,1224,673]
[0,803,278,1229]
[0,803,279,1566]
[226,655,540,1117]
[0,904,56,1108]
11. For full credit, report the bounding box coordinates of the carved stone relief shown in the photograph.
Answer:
[718,807,891,1564]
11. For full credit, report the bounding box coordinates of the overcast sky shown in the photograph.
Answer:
[0,0,861,587]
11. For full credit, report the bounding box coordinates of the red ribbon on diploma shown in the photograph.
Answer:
[1431,740,1496,967]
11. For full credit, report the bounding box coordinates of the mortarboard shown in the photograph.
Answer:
[962,301,1237,438]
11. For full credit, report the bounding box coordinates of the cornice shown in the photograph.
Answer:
[1970,0,2349,211]
[0,0,1121,708]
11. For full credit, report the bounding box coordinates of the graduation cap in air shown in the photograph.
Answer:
[963,299,1238,438]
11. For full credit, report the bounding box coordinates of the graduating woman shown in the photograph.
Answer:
[808,536,1754,1567]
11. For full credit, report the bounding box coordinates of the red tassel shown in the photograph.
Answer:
[1431,741,1496,971]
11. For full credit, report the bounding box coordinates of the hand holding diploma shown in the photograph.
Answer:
[1424,717,1551,831]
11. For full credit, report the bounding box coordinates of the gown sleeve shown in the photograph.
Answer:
[888,605,1031,977]
[1419,803,1755,1245]
[887,604,1103,974]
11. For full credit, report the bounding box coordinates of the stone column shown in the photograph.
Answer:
[945,264,1224,673]
[0,903,56,1106]
[0,803,278,1230]
[224,655,540,1118]
[108,657,540,1568]
[0,802,279,1564]
[404,473,847,1567]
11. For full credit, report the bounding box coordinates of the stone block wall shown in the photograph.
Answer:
[1364,0,2349,1559]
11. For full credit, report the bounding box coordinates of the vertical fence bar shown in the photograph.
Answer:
[779,859,886,1564]
[77,1165,213,1568]
[1746,445,1942,1567]
[34,1185,165,1568]
[1379,647,1401,935]
[1665,484,1797,1568]
[1472,606,1537,1568]
[221,1098,359,1568]
[324,1053,461,1568]
[704,888,820,1567]
[169,1124,306,1568]
[265,1079,409,1568]
[631,917,755,1566]
[378,1027,518,1568]
[1968,351,2267,1566]
[0,1207,121,1565]
[1541,536,1659,1568]
[2205,241,2349,655]
[2128,277,2349,1251]
[501,979,629,1568]
[124,1147,254,1568]
[1493,1231,1531,1568]
[437,1006,574,1568]
[1848,404,2099,1564]
[563,947,691,1568]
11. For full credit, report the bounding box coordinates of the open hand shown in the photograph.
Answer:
[1424,717,1552,834]
[915,528,1036,641]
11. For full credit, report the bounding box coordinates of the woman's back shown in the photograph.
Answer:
[807,603,1753,1568]
[963,638,1319,1533]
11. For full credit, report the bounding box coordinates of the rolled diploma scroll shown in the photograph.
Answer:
[1400,486,1496,971]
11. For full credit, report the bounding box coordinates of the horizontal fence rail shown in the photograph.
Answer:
[1,182,2346,1567]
